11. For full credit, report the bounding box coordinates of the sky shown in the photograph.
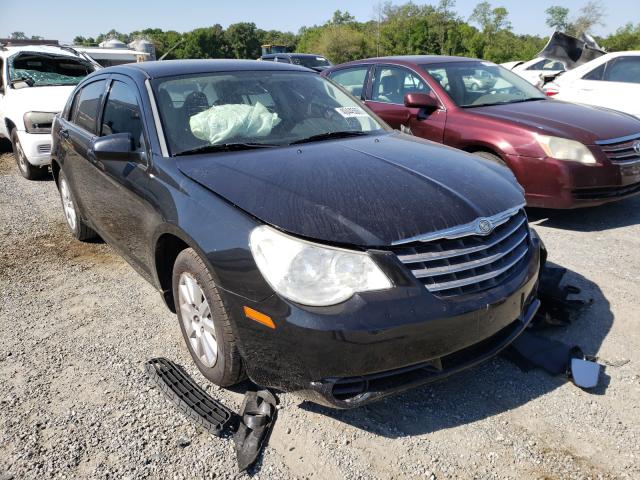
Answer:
[0,0,633,43]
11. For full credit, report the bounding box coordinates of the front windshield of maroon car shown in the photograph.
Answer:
[152,70,386,155]
[421,61,546,108]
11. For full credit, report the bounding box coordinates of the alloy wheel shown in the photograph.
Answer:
[59,178,77,232]
[178,272,218,368]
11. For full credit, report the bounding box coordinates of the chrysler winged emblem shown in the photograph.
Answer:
[633,141,640,155]
[477,218,494,235]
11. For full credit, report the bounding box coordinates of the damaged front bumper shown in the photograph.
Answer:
[221,233,541,408]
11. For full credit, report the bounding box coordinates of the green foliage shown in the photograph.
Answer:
[602,23,640,51]
[9,32,27,39]
[73,1,634,66]
[545,6,570,32]
[226,22,261,59]
[545,1,605,37]
[182,26,229,59]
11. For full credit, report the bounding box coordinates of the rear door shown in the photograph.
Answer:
[60,77,109,218]
[365,64,446,142]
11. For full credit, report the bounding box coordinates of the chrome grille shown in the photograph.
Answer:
[37,144,51,154]
[597,134,640,166]
[392,209,531,297]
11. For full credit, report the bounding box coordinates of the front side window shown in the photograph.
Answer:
[0,58,4,92]
[71,80,107,134]
[8,52,94,87]
[101,81,144,151]
[153,71,386,155]
[422,61,546,108]
[371,66,430,104]
[328,66,370,98]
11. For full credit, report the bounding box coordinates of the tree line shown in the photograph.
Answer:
[13,1,640,65]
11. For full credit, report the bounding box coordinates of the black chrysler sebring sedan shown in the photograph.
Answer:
[51,60,542,408]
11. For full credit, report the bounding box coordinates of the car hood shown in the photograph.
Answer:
[176,133,524,247]
[6,85,75,114]
[470,100,640,144]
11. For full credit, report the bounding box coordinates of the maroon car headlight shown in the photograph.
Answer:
[249,225,392,306]
[535,134,596,164]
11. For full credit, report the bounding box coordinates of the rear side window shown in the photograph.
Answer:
[329,66,370,98]
[0,58,4,91]
[101,80,145,151]
[71,80,106,134]
[603,57,640,84]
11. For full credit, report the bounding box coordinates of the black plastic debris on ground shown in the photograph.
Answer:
[145,357,278,473]
[145,357,236,436]
[233,390,278,472]
[502,265,602,389]
[531,266,590,329]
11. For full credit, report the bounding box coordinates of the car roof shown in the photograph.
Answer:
[112,59,311,78]
[340,55,481,66]
[0,44,81,59]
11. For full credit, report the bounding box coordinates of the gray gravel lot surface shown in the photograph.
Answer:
[0,147,639,479]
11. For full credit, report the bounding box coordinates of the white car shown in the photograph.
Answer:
[544,51,640,119]
[505,57,565,86]
[0,44,98,179]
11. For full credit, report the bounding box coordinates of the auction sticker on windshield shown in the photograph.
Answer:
[335,106,369,118]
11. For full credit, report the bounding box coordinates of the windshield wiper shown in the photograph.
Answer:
[289,131,370,145]
[175,142,280,156]
[463,98,546,108]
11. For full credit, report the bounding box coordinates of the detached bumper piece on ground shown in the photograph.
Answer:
[502,265,602,389]
[145,358,277,473]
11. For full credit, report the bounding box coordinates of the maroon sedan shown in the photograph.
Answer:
[323,56,640,208]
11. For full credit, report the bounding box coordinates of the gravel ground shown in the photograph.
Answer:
[0,146,639,479]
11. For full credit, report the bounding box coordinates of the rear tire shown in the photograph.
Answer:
[11,130,48,180]
[57,170,97,241]
[172,248,245,387]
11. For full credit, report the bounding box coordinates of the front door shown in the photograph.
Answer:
[365,64,446,143]
[86,75,158,277]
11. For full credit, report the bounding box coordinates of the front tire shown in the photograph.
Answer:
[11,130,48,180]
[172,248,245,386]
[57,170,97,241]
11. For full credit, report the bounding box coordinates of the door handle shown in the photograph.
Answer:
[59,129,69,139]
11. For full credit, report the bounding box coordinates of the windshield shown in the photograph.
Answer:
[421,61,546,108]
[291,56,331,69]
[9,52,94,87]
[153,71,385,155]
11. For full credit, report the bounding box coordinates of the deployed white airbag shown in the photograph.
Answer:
[189,102,281,144]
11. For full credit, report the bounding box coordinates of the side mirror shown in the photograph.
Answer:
[92,133,135,161]
[404,93,440,111]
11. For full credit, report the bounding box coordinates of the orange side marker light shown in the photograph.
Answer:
[243,306,276,329]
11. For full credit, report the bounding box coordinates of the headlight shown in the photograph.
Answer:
[249,225,392,306]
[23,111,56,134]
[535,134,596,164]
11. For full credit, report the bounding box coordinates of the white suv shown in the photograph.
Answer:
[0,44,98,179]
